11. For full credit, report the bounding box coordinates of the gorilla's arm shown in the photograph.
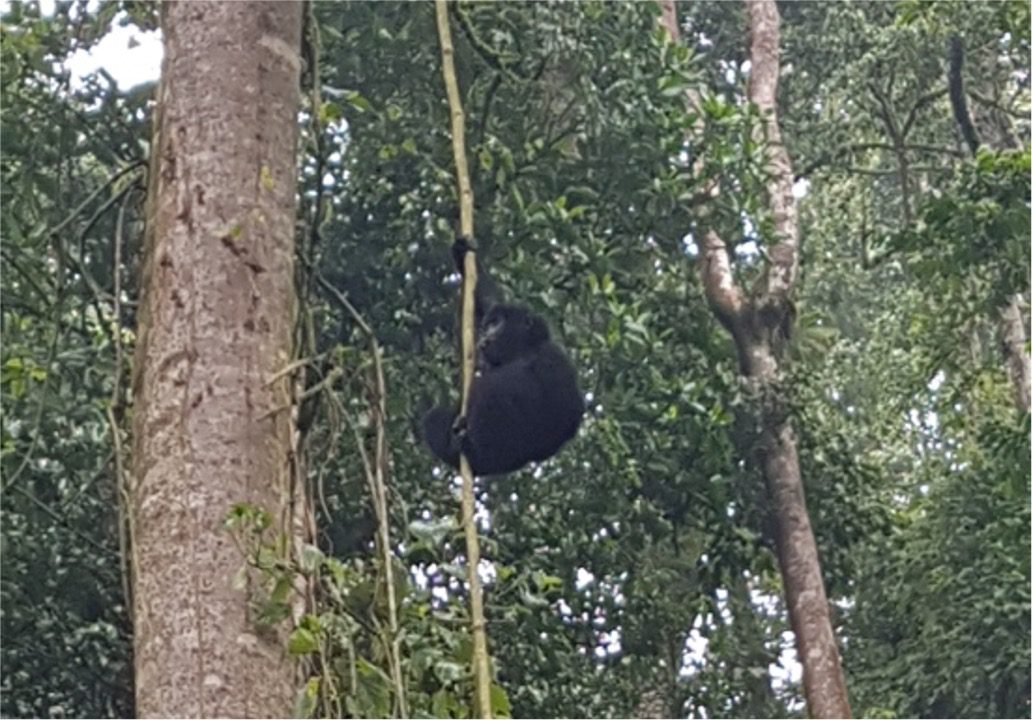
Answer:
[453,237,504,328]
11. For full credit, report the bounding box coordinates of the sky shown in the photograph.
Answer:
[3,0,164,90]
[65,11,162,90]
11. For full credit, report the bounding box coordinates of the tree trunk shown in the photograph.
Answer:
[1000,293,1031,414]
[130,2,303,717]
[757,403,851,718]
[685,0,853,716]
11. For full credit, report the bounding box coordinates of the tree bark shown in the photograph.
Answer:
[1000,293,1031,414]
[688,0,853,716]
[658,0,680,42]
[130,2,303,717]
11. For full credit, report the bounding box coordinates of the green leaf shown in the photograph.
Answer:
[292,677,319,718]
[287,627,319,656]
[299,543,323,574]
[349,658,392,718]
[432,689,462,718]
[490,684,512,719]
[257,600,290,626]
[270,577,293,604]
[345,90,372,113]
[434,660,466,683]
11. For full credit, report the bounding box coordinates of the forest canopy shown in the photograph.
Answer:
[1,1,1028,718]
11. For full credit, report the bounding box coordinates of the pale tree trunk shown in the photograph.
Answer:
[1000,294,1030,414]
[661,0,852,716]
[130,2,303,717]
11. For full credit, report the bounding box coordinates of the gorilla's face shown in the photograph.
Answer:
[478,305,550,367]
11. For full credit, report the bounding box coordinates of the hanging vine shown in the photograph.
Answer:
[434,1,494,717]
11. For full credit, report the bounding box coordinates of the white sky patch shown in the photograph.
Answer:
[682,625,709,677]
[927,369,946,392]
[477,559,496,585]
[770,631,803,700]
[18,0,164,91]
[683,232,699,258]
[65,20,162,91]
[575,567,595,590]
[595,627,622,657]
[734,240,760,258]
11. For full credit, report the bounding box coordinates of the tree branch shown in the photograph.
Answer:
[948,34,980,155]
[747,0,799,308]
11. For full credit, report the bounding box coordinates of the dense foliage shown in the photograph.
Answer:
[1,2,149,716]
[1,1,1027,718]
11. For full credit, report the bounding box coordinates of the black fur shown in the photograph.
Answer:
[423,241,583,475]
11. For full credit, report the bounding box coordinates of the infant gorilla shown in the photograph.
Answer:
[422,244,583,476]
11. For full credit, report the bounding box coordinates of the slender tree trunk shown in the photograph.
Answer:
[666,0,852,715]
[1000,293,1031,414]
[742,4,850,715]
[130,2,303,716]
[758,408,851,718]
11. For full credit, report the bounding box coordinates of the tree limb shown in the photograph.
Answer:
[948,34,980,155]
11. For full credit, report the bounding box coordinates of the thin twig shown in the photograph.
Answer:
[3,266,68,492]
[316,272,407,718]
[42,162,143,242]
[109,192,133,614]
[0,246,54,306]
[11,484,120,562]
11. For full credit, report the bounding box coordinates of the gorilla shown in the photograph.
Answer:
[422,240,583,476]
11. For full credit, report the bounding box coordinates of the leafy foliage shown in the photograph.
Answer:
[1,2,150,716]
[779,3,1030,717]
[894,150,1030,312]
[298,2,797,717]
[1,1,1028,719]
[846,410,1031,719]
